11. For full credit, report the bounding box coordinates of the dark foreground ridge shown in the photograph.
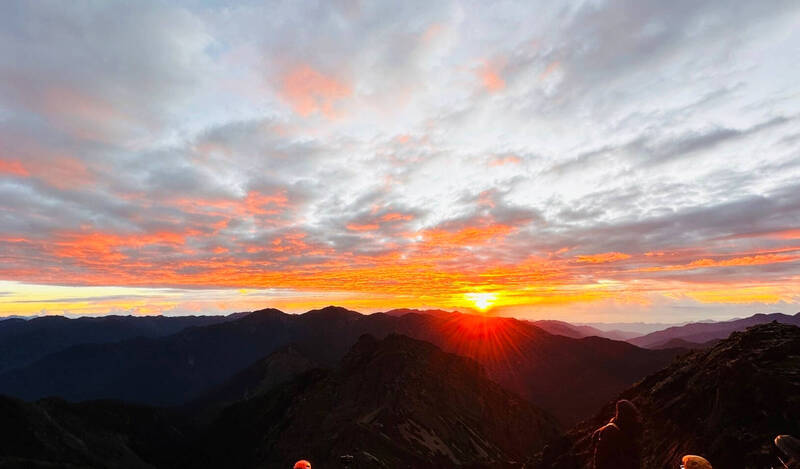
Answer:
[0,396,195,468]
[536,322,800,468]
[202,333,560,468]
[0,333,560,468]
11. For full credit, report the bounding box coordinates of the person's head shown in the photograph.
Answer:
[294,460,311,469]
[614,399,640,427]
[681,455,712,469]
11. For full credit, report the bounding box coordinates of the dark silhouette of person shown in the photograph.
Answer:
[592,399,642,469]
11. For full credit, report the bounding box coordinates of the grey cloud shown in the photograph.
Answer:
[634,116,792,166]
[545,115,794,180]
[528,181,800,256]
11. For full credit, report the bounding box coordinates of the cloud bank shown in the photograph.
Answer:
[1,0,799,321]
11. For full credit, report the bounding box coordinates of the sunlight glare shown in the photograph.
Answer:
[465,292,497,312]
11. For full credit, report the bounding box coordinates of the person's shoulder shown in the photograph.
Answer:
[593,422,621,442]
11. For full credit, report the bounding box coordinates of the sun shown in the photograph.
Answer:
[464,292,497,312]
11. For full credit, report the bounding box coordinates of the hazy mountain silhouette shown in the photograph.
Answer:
[199,334,560,468]
[530,320,640,341]
[381,308,458,318]
[0,306,681,424]
[0,314,240,373]
[649,337,720,350]
[582,321,689,336]
[536,322,800,468]
[629,312,800,348]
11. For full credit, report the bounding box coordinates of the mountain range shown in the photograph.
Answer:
[0,307,681,425]
[0,314,240,373]
[0,334,561,468]
[530,320,640,341]
[0,308,798,467]
[200,334,561,468]
[630,312,800,349]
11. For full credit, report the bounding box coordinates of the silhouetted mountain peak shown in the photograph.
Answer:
[242,307,287,320]
[301,305,362,321]
[207,333,560,467]
[341,333,483,379]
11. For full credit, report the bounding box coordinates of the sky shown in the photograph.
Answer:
[1,0,799,322]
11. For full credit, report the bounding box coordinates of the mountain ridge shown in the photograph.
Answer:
[536,321,800,468]
[0,306,682,425]
[630,312,800,348]
[201,333,561,468]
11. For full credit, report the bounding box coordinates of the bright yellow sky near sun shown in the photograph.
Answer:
[2,279,798,322]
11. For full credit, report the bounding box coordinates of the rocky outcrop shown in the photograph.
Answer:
[537,322,800,469]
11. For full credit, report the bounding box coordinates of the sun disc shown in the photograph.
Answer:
[465,292,497,311]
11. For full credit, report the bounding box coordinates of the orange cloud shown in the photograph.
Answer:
[244,190,289,215]
[170,190,292,231]
[30,156,93,189]
[281,65,351,117]
[0,159,29,177]
[347,223,380,232]
[639,252,800,272]
[413,223,514,252]
[0,134,93,188]
[488,155,521,167]
[724,228,800,240]
[479,62,505,92]
[770,229,800,240]
[575,252,632,264]
[51,231,189,263]
[380,212,414,222]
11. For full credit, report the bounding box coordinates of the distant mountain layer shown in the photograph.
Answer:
[649,337,720,350]
[191,343,317,413]
[0,314,241,373]
[630,312,800,348]
[582,321,689,336]
[0,334,561,468]
[201,334,561,468]
[531,320,640,341]
[0,306,680,425]
[536,322,800,468]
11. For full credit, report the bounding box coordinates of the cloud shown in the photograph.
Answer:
[280,65,351,117]
[1,0,799,320]
[478,61,505,92]
[576,252,632,264]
